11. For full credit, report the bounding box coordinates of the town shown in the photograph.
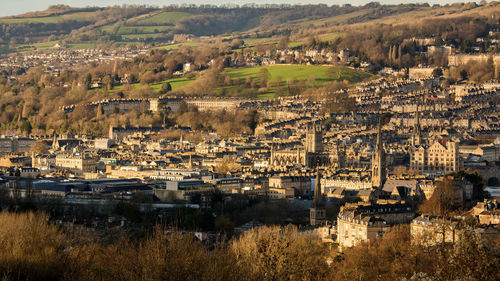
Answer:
[1,46,499,248]
[0,2,499,281]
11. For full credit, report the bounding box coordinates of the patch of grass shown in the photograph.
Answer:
[154,77,195,91]
[287,41,304,48]
[0,11,96,24]
[0,16,63,24]
[214,64,372,99]
[319,32,346,41]
[112,77,195,93]
[133,12,192,25]
[257,92,277,99]
[226,65,371,84]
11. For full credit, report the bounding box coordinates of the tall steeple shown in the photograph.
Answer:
[313,170,323,207]
[310,170,326,226]
[371,118,386,188]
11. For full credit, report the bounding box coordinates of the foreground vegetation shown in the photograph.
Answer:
[0,211,498,281]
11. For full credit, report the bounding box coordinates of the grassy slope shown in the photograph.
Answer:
[112,77,196,93]
[132,11,192,25]
[5,4,496,51]
[0,11,97,23]
[226,65,371,84]
[219,64,372,99]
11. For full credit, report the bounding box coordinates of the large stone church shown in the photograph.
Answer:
[269,122,345,169]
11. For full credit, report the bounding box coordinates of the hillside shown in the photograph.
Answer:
[1,2,498,54]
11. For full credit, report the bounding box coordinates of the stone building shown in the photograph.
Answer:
[337,203,415,248]
[270,122,342,169]
[55,154,97,174]
[411,215,464,246]
[470,199,500,225]
[408,67,435,80]
[0,136,35,155]
[269,175,310,196]
[410,139,462,175]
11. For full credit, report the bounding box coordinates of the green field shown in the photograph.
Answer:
[153,77,194,91]
[112,77,195,93]
[133,12,192,25]
[226,65,371,84]
[319,32,347,41]
[217,64,372,99]
[0,12,96,24]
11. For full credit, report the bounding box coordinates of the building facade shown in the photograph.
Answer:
[337,203,415,248]
[410,140,462,175]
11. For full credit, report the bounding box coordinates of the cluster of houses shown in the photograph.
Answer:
[0,33,499,245]
[0,47,148,80]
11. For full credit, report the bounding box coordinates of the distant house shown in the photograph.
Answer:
[408,67,435,79]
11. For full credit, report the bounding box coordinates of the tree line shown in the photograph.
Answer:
[0,211,498,281]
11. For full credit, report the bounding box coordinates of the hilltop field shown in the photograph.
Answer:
[219,65,372,99]
[226,65,370,84]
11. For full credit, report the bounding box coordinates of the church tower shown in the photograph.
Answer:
[305,122,323,153]
[371,118,386,188]
[310,170,326,226]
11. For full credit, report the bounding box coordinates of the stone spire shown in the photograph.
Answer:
[371,118,386,188]
[310,169,326,225]
[313,170,323,207]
